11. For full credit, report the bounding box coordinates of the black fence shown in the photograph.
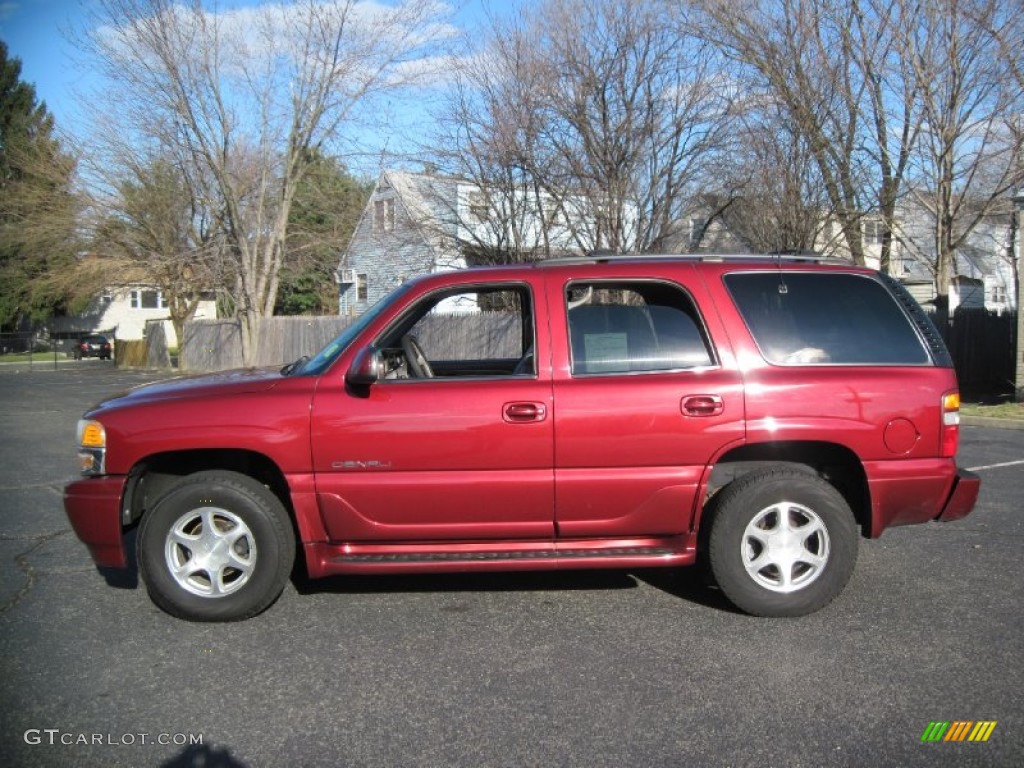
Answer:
[937,308,1017,401]
[0,331,71,369]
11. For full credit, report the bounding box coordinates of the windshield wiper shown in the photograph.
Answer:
[280,355,310,376]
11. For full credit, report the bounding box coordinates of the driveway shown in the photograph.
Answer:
[1,366,1021,767]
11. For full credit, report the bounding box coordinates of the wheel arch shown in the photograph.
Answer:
[697,440,871,538]
[124,449,293,528]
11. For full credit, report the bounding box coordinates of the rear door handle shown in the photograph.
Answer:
[503,402,547,423]
[681,395,724,417]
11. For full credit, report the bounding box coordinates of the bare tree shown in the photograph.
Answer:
[81,0,454,363]
[696,0,892,265]
[433,0,732,257]
[429,15,561,263]
[699,101,833,254]
[988,6,1024,399]
[899,0,1024,317]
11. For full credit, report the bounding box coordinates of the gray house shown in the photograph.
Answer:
[339,172,1020,316]
[336,170,467,315]
[337,169,619,315]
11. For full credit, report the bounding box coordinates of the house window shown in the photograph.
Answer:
[130,289,166,309]
[689,217,706,248]
[863,220,885,246]
[543,199,562,226]
[357,273,368,302]
[991,285,1006,303]
[468,191,489,223]
[374,198,396,232]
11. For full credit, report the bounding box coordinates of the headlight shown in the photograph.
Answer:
[76,419,106,475]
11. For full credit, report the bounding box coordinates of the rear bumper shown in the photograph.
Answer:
[934,469,981,523]
[63,476,128,568]
[865,459,981,536]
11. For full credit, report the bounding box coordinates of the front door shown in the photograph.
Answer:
[310,280,555,542]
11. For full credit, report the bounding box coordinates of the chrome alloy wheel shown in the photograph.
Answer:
[164,507,257,597]
[741,502,830,593]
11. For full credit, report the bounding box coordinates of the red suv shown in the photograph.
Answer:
[64,256,980,621]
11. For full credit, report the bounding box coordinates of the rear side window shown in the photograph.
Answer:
[724,272,930,365]
[566,281,714,375]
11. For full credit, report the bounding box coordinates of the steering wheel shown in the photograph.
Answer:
[401,334,434,378]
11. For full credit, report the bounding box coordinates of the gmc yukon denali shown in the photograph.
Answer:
[64,255,981,621]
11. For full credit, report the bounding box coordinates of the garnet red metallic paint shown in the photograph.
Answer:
[62,257,979,619]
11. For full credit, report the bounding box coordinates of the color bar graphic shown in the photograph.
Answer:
[921,721,996,743]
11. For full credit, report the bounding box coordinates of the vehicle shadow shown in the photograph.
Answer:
[94,526,738,614]
[161,743,250,768]
[632,567,742,614]
[289,566,640,596]
[291,562,741,613]
[96,525,139,589]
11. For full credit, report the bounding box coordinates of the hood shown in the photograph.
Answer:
[89,367,284,413]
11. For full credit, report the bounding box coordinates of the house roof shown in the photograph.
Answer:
[382,170,464,265]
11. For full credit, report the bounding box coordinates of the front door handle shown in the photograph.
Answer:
[503,402,547,423]
[681,395,724,417]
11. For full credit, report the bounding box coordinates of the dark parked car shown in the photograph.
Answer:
[72,334,113,360]
[64,255,979,621]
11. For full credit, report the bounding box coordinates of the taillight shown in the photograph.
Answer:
[941,391,960,457]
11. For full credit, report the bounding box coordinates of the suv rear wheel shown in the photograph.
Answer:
[706,469,858,617]
[137,471,295,621]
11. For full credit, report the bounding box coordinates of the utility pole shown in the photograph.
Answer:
[1016,190,1024,401]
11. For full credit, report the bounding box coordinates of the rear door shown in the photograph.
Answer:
[546,267,745,538]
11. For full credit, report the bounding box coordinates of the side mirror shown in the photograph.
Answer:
[345,346,382,387]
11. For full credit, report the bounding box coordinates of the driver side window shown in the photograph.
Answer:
[378,284,535,380]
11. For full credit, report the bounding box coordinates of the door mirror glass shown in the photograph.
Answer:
[345,346,382,387]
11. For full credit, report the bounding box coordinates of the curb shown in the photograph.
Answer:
[961,416,1024,431]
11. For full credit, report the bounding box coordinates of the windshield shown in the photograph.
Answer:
[296,282,414,376]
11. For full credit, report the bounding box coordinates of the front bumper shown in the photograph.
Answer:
[934,468,981,523]
[63,476,128,568]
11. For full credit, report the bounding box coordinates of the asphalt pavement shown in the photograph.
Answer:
[1,364,1021,767]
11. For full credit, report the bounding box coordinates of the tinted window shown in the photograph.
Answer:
[566,281,714,375]
[724,272,929,365]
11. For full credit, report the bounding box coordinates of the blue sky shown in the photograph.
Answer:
[0,0,504,165]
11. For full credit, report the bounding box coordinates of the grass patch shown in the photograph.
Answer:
[961,401,1024,420]
[0,351,68,362]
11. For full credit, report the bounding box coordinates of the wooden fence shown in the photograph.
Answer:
[131,307,1021,402]
[178,313,522,372]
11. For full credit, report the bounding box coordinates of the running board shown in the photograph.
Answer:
[335,546,675,563]
[303,536,697,578]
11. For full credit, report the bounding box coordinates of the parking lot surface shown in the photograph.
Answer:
[1,366,1022,767]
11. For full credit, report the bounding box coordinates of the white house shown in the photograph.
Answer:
[892,194,1017,314]
[49,285,217,346]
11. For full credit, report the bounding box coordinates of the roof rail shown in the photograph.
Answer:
[536,252,854,266]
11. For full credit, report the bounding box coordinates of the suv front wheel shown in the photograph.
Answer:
[137,471,295,621]
[706,469,858,617]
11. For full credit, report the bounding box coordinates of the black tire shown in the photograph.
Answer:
[137,471,295,621]
[705,469,858,617]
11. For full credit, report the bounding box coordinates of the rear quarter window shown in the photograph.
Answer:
[724,272,930,365]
